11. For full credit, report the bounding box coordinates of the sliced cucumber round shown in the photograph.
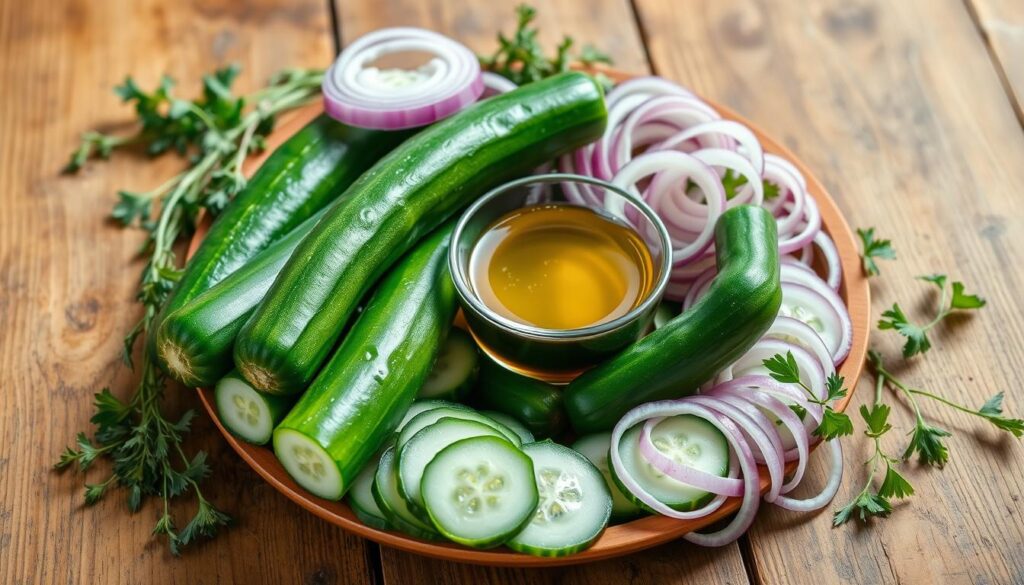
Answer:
[371,447,442,541]
[610,415,729,512]
[274,428,344,500]
[418,329,479,401]
[396,406,521,452]
[396,400,459,432]
[348,451,390,530]
[571,432,645,523]
[214,371,295,445]
[398,417,507,510]
[480,411,535,444]
[421,435,537,549]
[507,441,611,557]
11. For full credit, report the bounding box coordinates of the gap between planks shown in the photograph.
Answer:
[961,0,1024,128]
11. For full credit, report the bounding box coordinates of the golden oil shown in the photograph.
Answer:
[469,204,655,331]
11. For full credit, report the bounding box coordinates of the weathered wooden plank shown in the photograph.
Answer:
[0,0,378,583]
[331,0,751,581]
[966,0,1024,124]
[633,0,1024,583]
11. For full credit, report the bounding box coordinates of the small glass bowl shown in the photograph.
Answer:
[449,173,672,384]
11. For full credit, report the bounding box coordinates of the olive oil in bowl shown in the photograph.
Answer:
[469,204,656,331]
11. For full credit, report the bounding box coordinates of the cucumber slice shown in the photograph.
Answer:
[371,447,442,541]
[396,406,521,451]
[398,418,508,510]
[274,428,344,500]
[214,371,295,445]
[347,452,390,530]
[421,435,537,549]
[396,400,459,432]
[480,411,535,444]
[610,415,729,512]
[507,441,611,557]
[419,329,479,401]
[572,433,645,523]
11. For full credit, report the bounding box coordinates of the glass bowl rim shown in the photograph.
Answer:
[449,172,674,341]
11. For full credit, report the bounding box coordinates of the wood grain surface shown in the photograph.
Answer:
[2,0,1023,583]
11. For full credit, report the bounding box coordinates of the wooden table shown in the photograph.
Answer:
[2,0,1023,582]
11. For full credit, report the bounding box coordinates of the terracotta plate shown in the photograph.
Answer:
[189,68,870,567]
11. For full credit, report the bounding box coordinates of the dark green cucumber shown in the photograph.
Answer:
[235,72,607,394]
[272,223,457,500]
[151,115,409,361]
[564,205,782,433]
[473,357,566,439]
[157,209,326,387]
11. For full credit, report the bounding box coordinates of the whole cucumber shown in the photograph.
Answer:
[564,205,782,433]
[156,209,326,387]
[473,357,566,439]
[272,222,457,501]
[150,115,409,360]
[235,72,607,394]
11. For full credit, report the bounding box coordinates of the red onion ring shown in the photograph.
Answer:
[480,72,517,97]
[323,27,483,129]
[638,417,745,497]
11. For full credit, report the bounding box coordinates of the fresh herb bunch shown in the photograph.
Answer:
[56,65,324,554]
[481,4,612,86]
[836,229,1020,525]
[762,352,853,441]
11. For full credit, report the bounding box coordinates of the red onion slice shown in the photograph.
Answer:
[610,401,748,520]
[638,418,745,497]
[323,27,483,129]
[480,71,517,97]
[611,151,725,265]
[813,231,842,291]
[780,268,853,364]
[773,438,844,512]
[763,316,835,376]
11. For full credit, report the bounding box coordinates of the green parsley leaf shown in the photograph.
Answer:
[815,409,854,441]
[762,351,801,385]
[903,422,951,467]
[878,303,931,358]
[950,281,986,310]
[878,464,914,499]
[860,403,892,438]
[856,227,896,276]
[979,392,1005,417]
[825,373,848,403]
[833,491,892,525]
[917,274,947,289]
[976,392,1024,437]
[763,180,781,200]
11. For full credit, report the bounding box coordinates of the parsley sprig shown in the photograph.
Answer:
[856,227,896,276]
[481,5,612,86]
[762,352,853,440]
[56,66,324,553]
[878,274,986,358]
[833,364,913,525]
[869,351,1022,466]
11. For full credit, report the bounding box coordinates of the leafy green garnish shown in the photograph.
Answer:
[878,275,986,358]
[856,227,895,276]
[833,364,909,526]
[58,66,324,554]
[481,5,613,86]
[762,351,852,441]
[717,169,780,200]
